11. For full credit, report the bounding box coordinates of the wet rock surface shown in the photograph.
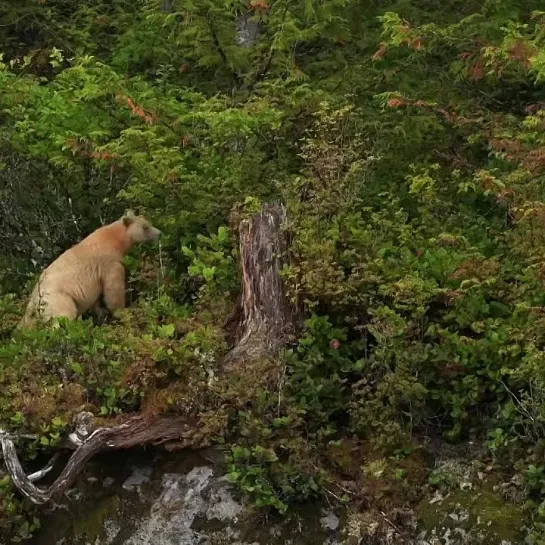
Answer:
[414,457,528,545]
[31,448,342,545]
[29,448,529,545]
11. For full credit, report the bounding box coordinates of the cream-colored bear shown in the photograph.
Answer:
[19,211,161,328]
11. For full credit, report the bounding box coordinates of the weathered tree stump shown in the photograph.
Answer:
[1,202,294,505]
[223,202,293,369]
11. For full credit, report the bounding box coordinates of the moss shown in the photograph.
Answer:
[71,494,121,540]
[417,486,527,544]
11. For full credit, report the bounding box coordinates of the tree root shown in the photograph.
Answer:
[0,413,197,504]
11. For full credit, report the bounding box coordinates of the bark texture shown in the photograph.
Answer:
[1,414,197,504]
[223,202,293,368]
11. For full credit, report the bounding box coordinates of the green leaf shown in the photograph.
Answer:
[202,266,216,282]
[181,245,194,258]
[157,323,176,338]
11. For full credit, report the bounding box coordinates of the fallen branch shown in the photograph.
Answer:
[1,413,197,504]
[27,453,61,483]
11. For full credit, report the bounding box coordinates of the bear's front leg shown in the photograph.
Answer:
[102,262,126,319]
[91,299,109,325]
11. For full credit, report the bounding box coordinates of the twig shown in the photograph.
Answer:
[207,15,241,85]
[323,486,344,503]
[28,453,61,483]
[277,363,286,416]
[499,379,535,422]
[380,510,400,532]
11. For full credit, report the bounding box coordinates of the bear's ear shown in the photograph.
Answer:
[122,210,136,227]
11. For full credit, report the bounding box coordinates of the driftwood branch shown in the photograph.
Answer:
[2,202,294,505]
[27,453,61,483]
[0,413,196,504]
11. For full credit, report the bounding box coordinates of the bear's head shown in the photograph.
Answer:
[122,210,162,243]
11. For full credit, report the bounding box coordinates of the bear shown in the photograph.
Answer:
[18,210,161,329]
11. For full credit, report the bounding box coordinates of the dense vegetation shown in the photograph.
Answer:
[1,0,545,542]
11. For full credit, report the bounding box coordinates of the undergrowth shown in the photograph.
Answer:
[2,0,545,542]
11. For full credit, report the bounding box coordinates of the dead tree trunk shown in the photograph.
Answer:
[235,12,261,48]
[223,202,293,369]
[1,202,294,505]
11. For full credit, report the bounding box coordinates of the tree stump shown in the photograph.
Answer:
[223,202,293,370]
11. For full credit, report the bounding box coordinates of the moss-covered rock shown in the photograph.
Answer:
[416,486,527,544]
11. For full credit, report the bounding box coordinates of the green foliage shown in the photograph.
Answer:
[0,475,39,543]
[3,0,545,541]
[226,407,325,514]
[227,444,289,513]
[182,225,237,293]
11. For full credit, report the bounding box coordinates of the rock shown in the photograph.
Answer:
[235,14,261,48]
[320,510,340,531]
[122,466,152,492]
[103,477,115,488]
[30,450,339,545]
[417,487,526,544]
